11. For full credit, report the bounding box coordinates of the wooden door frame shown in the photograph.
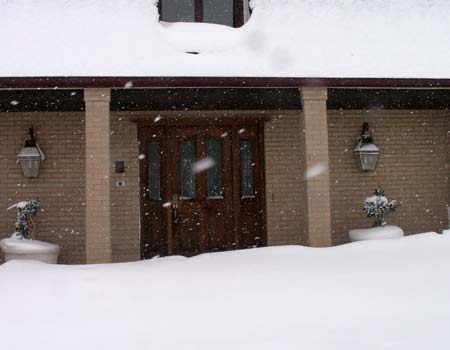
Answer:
[137,116,268,258]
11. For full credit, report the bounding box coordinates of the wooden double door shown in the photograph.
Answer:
[139,123,265,258]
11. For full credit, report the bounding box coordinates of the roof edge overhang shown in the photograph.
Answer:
[1,77,450,89]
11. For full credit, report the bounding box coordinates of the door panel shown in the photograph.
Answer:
[203,129,234,251]
[139,129,168,258]
[140,123,265,258]
[236,126,263,248]
[169,128,206,256]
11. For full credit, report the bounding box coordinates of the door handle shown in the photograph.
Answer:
[172,193,180,210]
[172,194,180,224]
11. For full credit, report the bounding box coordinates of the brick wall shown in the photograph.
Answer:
[328,110,449,244]
[0,110,141,264]
[0,112,85,264]
[0,109,142,264]
[3,107,446,264]
[265,111,308,246]
[110,112,141,262]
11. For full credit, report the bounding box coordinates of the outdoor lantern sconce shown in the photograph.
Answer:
[18,126,46,178]
[353,122,380,172]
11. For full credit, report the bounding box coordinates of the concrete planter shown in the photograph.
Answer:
[349,225,404,242]
[0,237,60,264]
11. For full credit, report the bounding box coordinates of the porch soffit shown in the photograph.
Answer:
[0,88,303,113]
[1,88,450,113]
[2,77,450,90]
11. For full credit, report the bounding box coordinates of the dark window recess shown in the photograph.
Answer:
[161,0,194,22]
[159,0,246,27]
[241,140,254,198]
[181,140,196,199]
[148,142,161,200]
[206,138,223,198]
[204,0,234,26]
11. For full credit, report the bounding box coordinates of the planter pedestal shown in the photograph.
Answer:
[0,237,60,264]
[349,225,404,242]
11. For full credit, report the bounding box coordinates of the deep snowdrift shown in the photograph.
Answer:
[1,232,450,350]
[1,0,450,78]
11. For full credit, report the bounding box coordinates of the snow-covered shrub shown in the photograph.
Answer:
[364,188,399,227]
[8,200,40,239]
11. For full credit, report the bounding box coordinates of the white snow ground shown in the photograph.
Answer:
[1,0,450,78]
[1,232,450,350]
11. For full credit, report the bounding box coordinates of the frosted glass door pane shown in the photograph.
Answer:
[181,140,196,199]
[148,142,161,200]
[162,0,195,22]
[206,138,223,197]
[241,140,254,197]
[203,0,233,26]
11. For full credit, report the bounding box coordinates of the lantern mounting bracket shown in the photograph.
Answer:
[25,125,37,148]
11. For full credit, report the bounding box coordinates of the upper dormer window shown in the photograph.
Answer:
[159,0,250,28]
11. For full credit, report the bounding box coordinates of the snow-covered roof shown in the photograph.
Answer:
[1,0,450,80]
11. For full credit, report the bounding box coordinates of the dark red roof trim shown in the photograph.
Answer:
[1,76,450,89]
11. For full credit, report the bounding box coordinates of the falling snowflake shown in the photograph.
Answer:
[10,100,19,106]
[124,81,133,89]
[193,157,215,174]
[305,163,327,179]
[138,154,146,160]
[154,115,162,123]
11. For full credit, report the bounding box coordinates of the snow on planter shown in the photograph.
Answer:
[0,237,60,264]
[349,225,404,242]
[349,188,403,241]
[1,199,60,264]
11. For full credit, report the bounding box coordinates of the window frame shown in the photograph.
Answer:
[158,0,245,28]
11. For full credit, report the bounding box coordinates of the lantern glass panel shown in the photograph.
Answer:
[18,147,41,177]
[359,153,379,171]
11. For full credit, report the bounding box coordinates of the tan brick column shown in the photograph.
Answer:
[84,89,112,263]
[301,88,332,247]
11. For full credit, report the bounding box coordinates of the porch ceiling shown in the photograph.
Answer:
[0,88,303,112]
[112,88,302,111]
[1,88,450,113]
[2,77,450,90]
[0,89,84,112]
[328,89,450,110]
